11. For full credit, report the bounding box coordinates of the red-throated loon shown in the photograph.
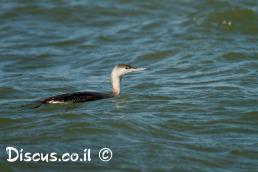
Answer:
[37,64,145,106]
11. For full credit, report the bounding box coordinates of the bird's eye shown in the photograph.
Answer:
[125,66,130,69]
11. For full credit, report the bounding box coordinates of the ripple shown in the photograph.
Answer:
[223,52,258,61]
[140,50,176,61]
[0,86,18,98]
[203,8,258,34]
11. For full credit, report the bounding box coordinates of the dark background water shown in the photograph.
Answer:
[0,0,258,171]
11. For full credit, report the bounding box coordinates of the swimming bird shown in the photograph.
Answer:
[36,64,145,106]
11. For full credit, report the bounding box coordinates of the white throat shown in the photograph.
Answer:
[110,64,145,96]
[111,67,121,96]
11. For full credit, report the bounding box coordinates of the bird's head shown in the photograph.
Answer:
[112,64,146,78]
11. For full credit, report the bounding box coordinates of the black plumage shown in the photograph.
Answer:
[41,92,112,104]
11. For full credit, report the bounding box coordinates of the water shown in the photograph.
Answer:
[0,0,258,171]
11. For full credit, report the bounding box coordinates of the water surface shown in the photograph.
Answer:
[0,0,258,171]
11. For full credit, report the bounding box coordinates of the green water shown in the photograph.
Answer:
[0,0,258,171]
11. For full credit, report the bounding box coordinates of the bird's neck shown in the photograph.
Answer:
[111,69,120,96]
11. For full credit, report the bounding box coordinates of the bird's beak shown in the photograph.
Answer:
[130,67,146,72]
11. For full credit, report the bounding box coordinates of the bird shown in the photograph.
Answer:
[35,64,145,107]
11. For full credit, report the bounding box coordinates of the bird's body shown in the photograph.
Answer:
[35,64,145,107]
[41,91,112,104]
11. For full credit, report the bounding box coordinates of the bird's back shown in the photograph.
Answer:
[42,91,112,104]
